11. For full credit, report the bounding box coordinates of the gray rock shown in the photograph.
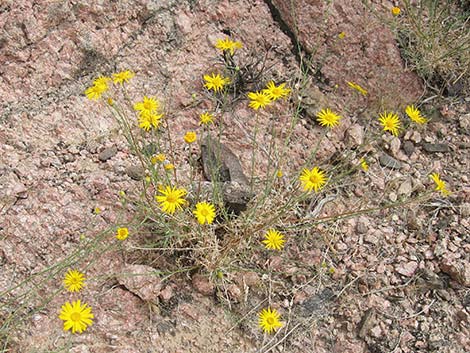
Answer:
[403,140,415,156]
[398,179,412,196]
[379,153,401,169]
[98,146,117,161]
[423,143,450,153]
[299,288,335,317]
[126,165,145,180]
[201,136,254,214]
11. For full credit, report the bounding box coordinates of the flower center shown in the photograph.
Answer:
[200,209,209,216]
[309,175,319,183]
[266,317,275,325]
[71,312,81,322]
[166,194,177,203]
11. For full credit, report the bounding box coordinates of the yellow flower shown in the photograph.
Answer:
[133,96,159,114]
[93,76,110,87]
[184,131,197,144]
[247,91,272,110]
[193,202,216,225]
[262,81,291,101]
[405,105,427,124]
[107,98,114,106]
[112,70,135,85]
[116,227,129,241]
[379,111,401,136]
[360,158,369,172]
[391,6,401,16]
[59,300,94,334]
[430,173,451,196]
[164,163,175,171]
[156,186,187,214]
[138,111,162,131]
[338,31,346,39]
[262,229,285,251]
[347,81,368,96]
[215,38,242,55]
[258,308,282,334]
[316,108,342,128]
[300,167,327,193]
[94,207,101,214]
[199,112,214,125]
[276,169,283,178]
[203,73,231,93]
[84,78,109,100]
[63,269,85,292]
[151,153,166,164]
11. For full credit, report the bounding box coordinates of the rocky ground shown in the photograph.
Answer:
[1,0,469,352]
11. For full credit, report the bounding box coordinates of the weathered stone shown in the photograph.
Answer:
[441,259,470,286]
[116,264,162,302]
[423,143,450,153]
[346,124,364,145]
[201,136,254,214]
[459,113,470,130]
[403,140,415,156]
[125,165,145,180]
[299,288,335,317]
[398,179,412,196]
[379,153,401,169]
[395,261,418,277]
[192,274,214,296]
[98,146,117,161]
[271,0,423,110]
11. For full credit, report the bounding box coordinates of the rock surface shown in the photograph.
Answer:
[270,0,423,110]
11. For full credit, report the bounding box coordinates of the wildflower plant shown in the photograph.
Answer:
[44,30,457,350]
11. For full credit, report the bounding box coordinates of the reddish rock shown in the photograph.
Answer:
[441,259,470,286]
[192,274,215,296]
[271,0,423,110]
[395,261,418,277]
[116,264,162,301]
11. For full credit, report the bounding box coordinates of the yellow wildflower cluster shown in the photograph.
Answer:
[85,70,135,100]
[378,105,427,136]
[85,76,110,100]
[59,269,94,334]
[247,81,291,110]
[134,96,163,131]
